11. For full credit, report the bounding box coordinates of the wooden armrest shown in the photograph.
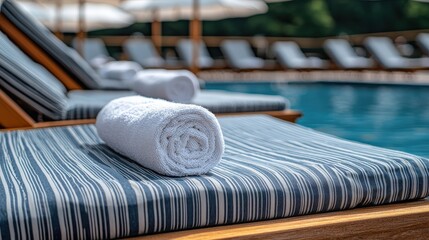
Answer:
[216,110,303,123]
[1,119,96,131]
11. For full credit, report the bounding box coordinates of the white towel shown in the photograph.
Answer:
[98,61,143,81]
[96,96,224,177]
[131,69,200,103]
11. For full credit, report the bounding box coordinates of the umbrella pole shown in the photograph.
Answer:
[151,9,162,54]
[190,0,200,74]
[77,0,86,56]
[54,0,63,40]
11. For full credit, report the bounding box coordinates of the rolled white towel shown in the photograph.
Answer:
[131,69,200,103]
[96,96,224,177]
[98,61,143,81]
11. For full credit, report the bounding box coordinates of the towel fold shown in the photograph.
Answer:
[98,61,143,81]
[96,96,224,177]
[131,69,200,103]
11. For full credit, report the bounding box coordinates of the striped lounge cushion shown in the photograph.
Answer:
[64,90,287,120]
[0,115,428,239]
[0,32,68,120]
[193,90,287,113]
[65,90,135,120]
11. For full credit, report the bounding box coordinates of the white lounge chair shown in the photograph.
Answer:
[220,40,265,69]
[364,37,429,69]
[72,38,112,66]
[416,33,429,56]
[176,39,215,68]
[323,39,374,69]
[123,38,165,68]
[272,41,328,69]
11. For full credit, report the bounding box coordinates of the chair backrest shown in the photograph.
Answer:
[123,38,165,67]
[271,41,307,68]
[0,0,103,89]
[416,33,429,56]
[0,32,68,120]
[364,37,404,68]
[324,39,373,69]
[220,40,262,69]
[72,38,110,62]
[176,39,214,68]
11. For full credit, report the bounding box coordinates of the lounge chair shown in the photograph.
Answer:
[416,33,429,56]
[72,37,143,81]
[0,0,130,90]
[272,41,328,69]
[0,32,299,129]
[323,39,374,69]
[0,115,428,238]
[71,38,113,66]
[123,38,166,68]
[220,40,266,69]
[364,37,429,70]
[176,39,222,69]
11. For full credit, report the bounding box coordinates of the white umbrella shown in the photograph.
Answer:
[122,0,268,72]
[53,3,134,32]
[17,2,134,32]
[123,0,268,21]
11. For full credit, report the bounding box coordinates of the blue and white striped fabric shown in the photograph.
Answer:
[193,90,287,113]
[65,90,287,119]
[0,32,68,120]
[1,115,428,239]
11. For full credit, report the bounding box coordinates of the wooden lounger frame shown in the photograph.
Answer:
[0,89,302,131]
[129,199,429,239]
[0,90,95,130]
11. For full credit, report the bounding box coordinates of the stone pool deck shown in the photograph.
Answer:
[198,70,429,86]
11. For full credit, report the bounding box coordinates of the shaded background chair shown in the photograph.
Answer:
[364,37,429,69]
[71,38,113,65]
[323,39,374,69]
[416,33,429,56]
[272,41,328,69]
[123,38,166,68]
[220,40,266,70]
[176,39,215,69]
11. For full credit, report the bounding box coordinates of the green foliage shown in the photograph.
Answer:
[91,0,429,38]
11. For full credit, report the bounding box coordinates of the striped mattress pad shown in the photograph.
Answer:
[0,115,428,239]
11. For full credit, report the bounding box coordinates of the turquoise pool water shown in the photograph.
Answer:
[206,82,429,158]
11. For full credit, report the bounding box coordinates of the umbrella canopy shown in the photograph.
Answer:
[17,2,134,32]
[55,3,135,32]
[122,0,268,21]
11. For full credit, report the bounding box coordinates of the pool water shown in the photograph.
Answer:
[206,82,429,158]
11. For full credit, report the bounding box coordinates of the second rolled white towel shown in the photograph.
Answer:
[131,70,200,103]
[96,96,224,177]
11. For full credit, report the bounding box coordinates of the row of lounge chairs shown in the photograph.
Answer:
[0,0,429,239]
[74,34,429,71]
